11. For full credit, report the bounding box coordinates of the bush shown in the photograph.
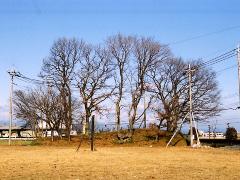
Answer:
[225,127,237,141]
[145,123,167,141]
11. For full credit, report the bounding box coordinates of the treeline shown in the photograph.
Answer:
[14,34,220,141]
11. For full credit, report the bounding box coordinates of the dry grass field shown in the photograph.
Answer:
[0,145,239,180]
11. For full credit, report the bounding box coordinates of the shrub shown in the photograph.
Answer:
[225,127,237,141]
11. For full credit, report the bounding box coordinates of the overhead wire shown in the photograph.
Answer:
[168,25,240,46]
[198,48,237,68]
[216,64,237,74]
[204,54,236,68]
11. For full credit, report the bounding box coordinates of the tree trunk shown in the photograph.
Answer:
[85,113,90,135]
[115,102,121,132]
[65,126,71,142]
[56,127,62,140]
[82,119,86,135]
[167,120,171,132]
[129,107,137,136]
[51,129,54,142]
[67,88,72,141]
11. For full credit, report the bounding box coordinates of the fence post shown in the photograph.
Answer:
[91,115,95,151]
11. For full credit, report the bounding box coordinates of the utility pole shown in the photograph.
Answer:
[237,45,240,106]
[186,64,195,147]
[7,69,20,145]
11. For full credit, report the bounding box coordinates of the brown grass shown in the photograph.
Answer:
[0,146,239,180]
[32,129,187,147]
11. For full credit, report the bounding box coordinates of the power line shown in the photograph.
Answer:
[18,74,45,85]
[199,48,237,67]
[168,25,240,46]
[203,48,237,64]
[16,73,116,91]
[203,53,237,67]
[216,64,237,74]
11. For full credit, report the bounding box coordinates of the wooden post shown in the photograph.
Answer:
[91,115,95,151]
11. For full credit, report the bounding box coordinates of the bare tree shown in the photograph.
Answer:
[14,90,40,136]
[76,44,115,134]
[127,37,171,134]
[41,38,82,141]
[14,88,63,141]
[149,58,220,132]
[107,34,133,132]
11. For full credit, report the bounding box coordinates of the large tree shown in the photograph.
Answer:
[41,38,82,140]
[127,37,171,134]
[76,44,115,134]
[149,58,220,131]
[107,34,133,132]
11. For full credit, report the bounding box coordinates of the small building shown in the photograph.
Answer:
[0,126,34,138]
[199,131,225,139]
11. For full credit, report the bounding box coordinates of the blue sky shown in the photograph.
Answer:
[0,0,240,131]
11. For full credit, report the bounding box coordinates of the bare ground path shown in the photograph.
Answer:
[0,146,239,180]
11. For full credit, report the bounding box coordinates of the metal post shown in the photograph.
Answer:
[91,115,95,151]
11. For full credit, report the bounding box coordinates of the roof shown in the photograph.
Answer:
[0,126,30,130]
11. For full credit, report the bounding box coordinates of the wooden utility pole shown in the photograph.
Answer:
[91,115,95,151]
[8,69,20,145]
[186,64,195,147]
[237,45,240,106]
[167,65,197,148]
